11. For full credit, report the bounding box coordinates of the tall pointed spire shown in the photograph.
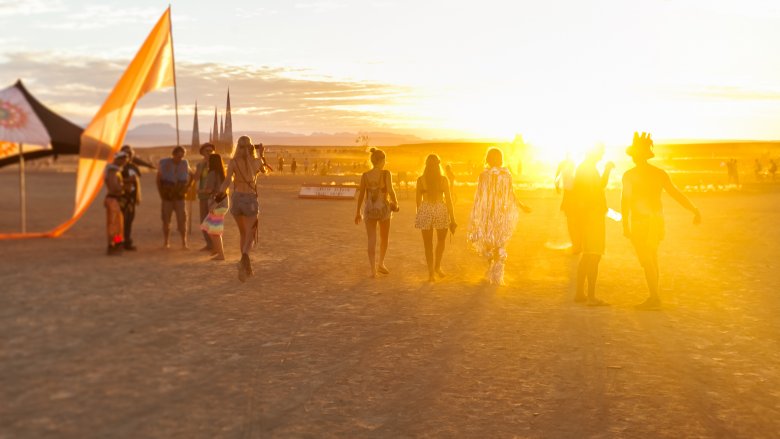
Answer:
[224,88,233,148]
[219,115,224,143]
[191,101,200,152]
[212,107,218,145]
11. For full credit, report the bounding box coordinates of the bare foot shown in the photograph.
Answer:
[210,254,225,261]
[435,269,446,278]
[377,264,390,275]
[428,275,436,283]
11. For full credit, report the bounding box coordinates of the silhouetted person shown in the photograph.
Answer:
[415,154,456,282]
[754,159,763,182]
[194,142,216,252]
[105,151,129,255]
[572,145,614,305]
[555,153,580,253]
[278,156,284,174]
[119,145,142,251]
[291,158,298,175]
[445,163,458,204]
[770,160,777,182]
[622,132,701,310]
[726,158,739,185]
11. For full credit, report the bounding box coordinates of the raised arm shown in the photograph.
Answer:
[354,173,366,225]
[662,172,701,224]
[601,161,615,188]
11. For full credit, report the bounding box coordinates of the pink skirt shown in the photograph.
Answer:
[200,206,228,235]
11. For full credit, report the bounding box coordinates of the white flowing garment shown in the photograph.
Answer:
[467,166,519,256]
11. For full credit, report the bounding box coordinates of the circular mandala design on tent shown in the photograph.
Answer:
[0,99,28,129]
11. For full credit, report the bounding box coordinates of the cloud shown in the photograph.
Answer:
[676,85,780,101]
[0,51,416,133]
[33,5,163,30]
[0,0,64,16]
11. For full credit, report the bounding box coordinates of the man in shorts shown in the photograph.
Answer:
[156,146,192,249]
[622,132,701,309]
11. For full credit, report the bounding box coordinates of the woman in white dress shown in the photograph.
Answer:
[415,154,456,282]
[467,148,531,285]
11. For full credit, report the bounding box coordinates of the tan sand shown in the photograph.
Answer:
[1,169,779,438]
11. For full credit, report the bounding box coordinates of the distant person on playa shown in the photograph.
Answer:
[119,145,142,251]
[218,136,267,282]
[445,163,458,203]
[754,159,763,182]
[200,153,229,261]
[105,151,129,255]
[555,153,580,254]
[195,142,216,252]
[278,156,284,174]
[291,158,298,175]
[156,146,191,249]
[467,147,531,285]
[572,144,615,306]
[415,154,457,282]
[304,157,309,174]
[726,158,739,186]
[622,132,701,310]
[769,160,777,182]
[354,147,399,277]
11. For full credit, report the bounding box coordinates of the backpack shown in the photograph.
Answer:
[364,171,390,220]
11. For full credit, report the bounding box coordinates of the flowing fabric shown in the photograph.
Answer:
[467,167,519,284]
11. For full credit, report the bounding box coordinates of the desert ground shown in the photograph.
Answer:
[1,162,780,438]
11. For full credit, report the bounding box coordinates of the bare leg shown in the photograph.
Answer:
[644,253,660,300]
[377,219,391,273]
[434,228,448,277]
[365,219,378,277]
[234,214,247,257]
[422,229,434,281]
[242,216,258,255]
[575,254,588,302]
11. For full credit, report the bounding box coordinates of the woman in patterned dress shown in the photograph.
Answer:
[415,154,456,282]
[200,153,229,261]
[467,148,532,285]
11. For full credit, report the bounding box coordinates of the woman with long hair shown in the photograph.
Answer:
[200,153,229,261]
[218,135,266,281]
[415,154,456,282]
[467,147,531,285]
[354,148,399,277]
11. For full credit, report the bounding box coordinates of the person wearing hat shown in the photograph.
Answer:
[119,145,142,251]
[105,151,129,255]
[195,142,216,252]
[157,145,192,249]
[621,132,701,309]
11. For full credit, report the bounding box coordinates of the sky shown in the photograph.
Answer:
[3,0,780,150]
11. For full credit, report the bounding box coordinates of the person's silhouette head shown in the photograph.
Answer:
[485,148,503,168]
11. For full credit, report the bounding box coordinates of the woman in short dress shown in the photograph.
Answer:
[218,135,266,281]
[200,153,229,261]
[467,148,531,285]
[415,154,456,282]
[354,148,399,277]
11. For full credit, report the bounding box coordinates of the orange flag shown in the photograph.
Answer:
[0,7,176,239]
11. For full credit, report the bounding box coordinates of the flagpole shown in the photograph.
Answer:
[168,6,180,147]
[18,143,26,233]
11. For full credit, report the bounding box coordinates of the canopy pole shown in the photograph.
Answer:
[18,143,26,233]
[169,6,180,147]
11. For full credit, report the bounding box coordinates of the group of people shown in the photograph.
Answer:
[102,136,268,282]
[353,133,701,310]
[104,131,701,306]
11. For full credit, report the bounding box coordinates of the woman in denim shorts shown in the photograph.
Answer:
[218,135,267,281]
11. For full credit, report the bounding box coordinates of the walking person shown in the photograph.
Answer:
[622,132,701,310]
[555,153,580,254]
[445,163,458,204]
[354,148,399,278]
[467,147,531,285]
[156,146,192,249]
[200,153,229,261]
[194,142,216,252]
[119,145,142,251]
[415,154,456,282]
[217,136,266,281]
[105,151,129,255]
[572,145,614,305]
[291,158,298,175]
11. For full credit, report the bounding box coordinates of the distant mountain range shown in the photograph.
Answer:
[123,123,426,147]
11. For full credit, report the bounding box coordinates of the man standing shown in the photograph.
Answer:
[555,153,579,254]
[572,145,614,305]
[157,146,192,249]
[622,132,701,310]
[105,151,129,255]
[194,142,216,252]
[119,145,142,251]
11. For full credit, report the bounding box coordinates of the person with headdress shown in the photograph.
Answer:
[195,142,216,251]
[415,154,456,282]
[622,132,701,309]
[105,151,129,255]
[119,145,142,251]
[200,153,229,261]
[467,147,531,285]
[572,144,614,305]
[354,148,399,277]
[217,136,266,281]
